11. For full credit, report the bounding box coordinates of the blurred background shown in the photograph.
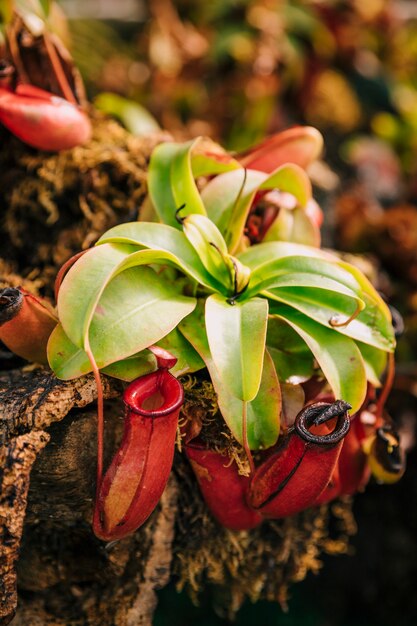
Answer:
[7,0,417,624]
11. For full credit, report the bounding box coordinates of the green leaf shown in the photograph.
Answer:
[170,139,208,217]
[148,138,241,227]
[56,248,196,368]
[263,271,360,293]
[97,222,223,291]
[271,305,367,413]
[214,349,281,450]
[156,328,205,376]
[337,260,392,322]
[149,139,215,228]
[47,323,93,380]
[58,243,136,349]
[48,323,163,382]
[259,164,312,206]
[179,304,280,449]
[202,168,263,233]
[181,213,233,290]
[245,254,362,298]
[94,92,160,136]
[103,353,156,381]
[239,245,395,352]
[237,240,335,269]
[356,341,387,387]
[266,286,392,351]
[86,266,196,367]
[104,327,206,380]
[238,246,394,352]
[267,316,313,382]
[148,142,180,228]
[268,345,314,383]
[337,260,395,351]
[201,164,311,252]
[205,294,268,401]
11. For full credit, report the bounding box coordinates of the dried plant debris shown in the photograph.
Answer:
[0,116,169,292]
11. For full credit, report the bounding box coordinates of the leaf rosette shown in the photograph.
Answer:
[48,128,395,451]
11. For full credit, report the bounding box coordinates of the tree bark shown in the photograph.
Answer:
[0,370,178,625]
[0,430,49,625]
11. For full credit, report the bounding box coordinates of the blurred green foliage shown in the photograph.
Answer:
[57,1,417,165]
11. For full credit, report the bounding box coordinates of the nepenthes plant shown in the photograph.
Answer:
[0,126,405,541]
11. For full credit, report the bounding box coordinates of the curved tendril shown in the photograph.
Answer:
[85,341,104,488]
[328,301,363,328]
[295,400,351,445]
[375,352,395,419]
[54,250,88,301]
[175,203,187,224]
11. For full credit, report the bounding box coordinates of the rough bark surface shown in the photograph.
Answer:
[0,430,50,625]
[0,369,122,446]
[0,370,178,626]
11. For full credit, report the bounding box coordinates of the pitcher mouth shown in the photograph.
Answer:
[0,288,24,324]
[294,400,351,445]
[374,425,404,474]
[123,369,184,418]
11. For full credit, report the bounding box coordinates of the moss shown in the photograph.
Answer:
[173,449,355,619]
[175,381,356,618]
[180,375,251,475]
[0,115,168,294]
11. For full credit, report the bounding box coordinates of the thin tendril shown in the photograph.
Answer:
[85,340,104,490]
[241,401,255,475]
[375,352,395,419]
[329,301,363,328]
